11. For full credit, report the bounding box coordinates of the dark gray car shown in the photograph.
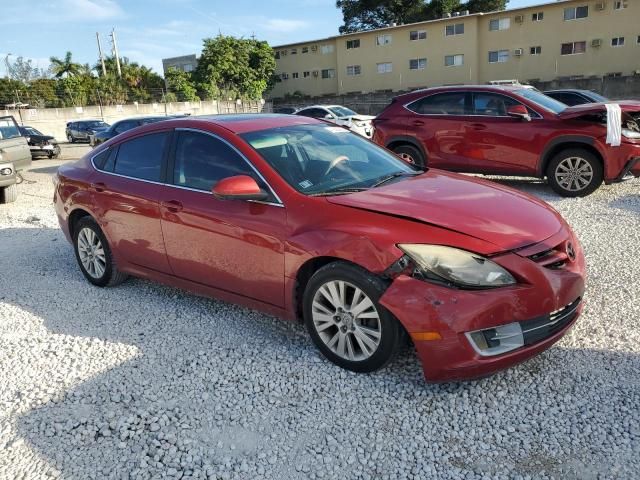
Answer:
[0,116,32,203]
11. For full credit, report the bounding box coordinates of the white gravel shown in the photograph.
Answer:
[1,146,639,479]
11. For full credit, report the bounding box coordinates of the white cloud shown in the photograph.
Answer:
[61,0,124,20]
[263,18,309,33]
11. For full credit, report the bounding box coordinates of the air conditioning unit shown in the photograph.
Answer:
[595,1,606,10]
[452,11,460,17]
[311,45,318,52]
[514,48,523,56]
[591,38,602,47]
[515,15,524,24]
[312,70,319,77]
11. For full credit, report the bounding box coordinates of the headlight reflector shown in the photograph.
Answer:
[398,244,516,288]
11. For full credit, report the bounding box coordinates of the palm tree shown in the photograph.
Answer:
[49,51,82,78]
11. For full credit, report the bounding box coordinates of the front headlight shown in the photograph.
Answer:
[398,244,516,288]
[622,128,640,140]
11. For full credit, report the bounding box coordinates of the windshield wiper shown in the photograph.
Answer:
[309,187,369,197]
[371,171,423,188]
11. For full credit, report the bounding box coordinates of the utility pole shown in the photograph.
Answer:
[110,29,122,78]
[96,32,107,76]
[4,53,12,79]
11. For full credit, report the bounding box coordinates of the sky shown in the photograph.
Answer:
[1,0,541,77]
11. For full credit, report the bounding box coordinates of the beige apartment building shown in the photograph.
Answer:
[269,0,640,99]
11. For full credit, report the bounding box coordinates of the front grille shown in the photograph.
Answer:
[520,297,581,345]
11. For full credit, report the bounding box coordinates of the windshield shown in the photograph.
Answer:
[516,89,568,114]
[86,121,108,128]
[25,127,42,136]
[0,117,21,140]
[328,106,357,118]
[242,124,419,196]
[586,91,609,103]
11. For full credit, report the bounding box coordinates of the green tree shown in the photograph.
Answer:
[165,67,199,101]
[6,56,49,83]
[27,78,62,108]
[195,35,276,100]
[49,51,82,78]
[336,0,508,33]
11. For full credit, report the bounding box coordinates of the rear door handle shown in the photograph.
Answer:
[470,123,487,130]
[412,120,425,126]
[90,182,106,192]
[161,200,183,212]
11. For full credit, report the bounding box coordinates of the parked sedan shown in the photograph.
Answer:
[543,89,609,106]
[295,105,375,138]
[18,126,61,159]
[373,85,640,196]
[66,120,110,143]
[54,114,585,382]
[90,116,180,147]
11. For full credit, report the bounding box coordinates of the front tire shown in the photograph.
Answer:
[73,217,128,287]
[0,184,18,203]
[392,144,425,168]
[67,134,75,144]
[546,149,603,197]
[303,262,401,373]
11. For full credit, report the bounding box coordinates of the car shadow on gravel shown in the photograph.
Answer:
[28,166,62,175]
[3,226,639,479]
[609,194,640,216]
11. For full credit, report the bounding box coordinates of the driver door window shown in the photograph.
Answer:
[472,93,520,116]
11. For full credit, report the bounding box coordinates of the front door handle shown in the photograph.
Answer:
[161,200,183,212]
[470,123,487,131]
[412,120,425,126]
[90,182,106,192]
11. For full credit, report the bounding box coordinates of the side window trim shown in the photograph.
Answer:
[171,128,284,206]
[469,91,542,119]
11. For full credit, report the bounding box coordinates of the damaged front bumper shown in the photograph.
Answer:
[379,229,586,382]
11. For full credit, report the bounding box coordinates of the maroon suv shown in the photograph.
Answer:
[373,85,640,196]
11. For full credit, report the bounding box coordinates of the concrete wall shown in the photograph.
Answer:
[274,75,640,116]
[270,0,640,99]
[1,100,271,141]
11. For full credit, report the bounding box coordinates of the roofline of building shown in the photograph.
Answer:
[271,0,575,49]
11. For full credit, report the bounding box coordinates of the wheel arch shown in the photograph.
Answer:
[539,136,605,177]
[386,136,427,162]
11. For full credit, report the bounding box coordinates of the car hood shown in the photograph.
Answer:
[326,170,563,252]
[558,100,640,119]
[27,134,55,144]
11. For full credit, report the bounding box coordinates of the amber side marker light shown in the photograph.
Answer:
[411,332,442,341]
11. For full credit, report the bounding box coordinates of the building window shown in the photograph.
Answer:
[532,12,544,21]
[489,18,510,31]
[346,65,361,76]
[488,50,509,63]
[611,37,625,47]
[281,73,289,80]
[321,44,334,54]
[561,41,586,55]
[280,50,287,57]
[614,1,627,10]
[637,35,640,44]
[183,64,193,72]
[292,72,299,79]
[291,48,297,55]
[274,51,280,59]
[376,34,392,46]
[303,71,310,78]
[564,6,588,20]
[376,62,393,73]
[302,47,309,54]
[530,46,542,55]
[321,69,335,79]
[346,39,360,49]
[410,30,427,41]
[409,58,427,70]
[445,23,464,36]
[445,54,464,66]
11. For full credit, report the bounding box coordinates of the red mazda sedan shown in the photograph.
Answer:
[54,115,585,381]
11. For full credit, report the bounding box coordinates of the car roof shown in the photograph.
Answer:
[543,89,593,94]
[396,84,526,100]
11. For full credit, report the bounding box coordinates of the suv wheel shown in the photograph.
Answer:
[67,133,75,143]
[303,261,401,373]
[73,217,128,287]
[392,144,425,168]
[0,184,18,204]
[546,149,603,197]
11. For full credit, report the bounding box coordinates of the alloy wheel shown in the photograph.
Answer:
[311,280,382,361]
[555,156,594,192]
[77,227,107,279]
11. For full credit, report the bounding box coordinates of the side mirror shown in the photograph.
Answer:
[507,104,531,122]
[212,175,268,201]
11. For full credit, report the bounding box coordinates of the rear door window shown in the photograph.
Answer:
[113,132,169,182]
[407,92,470,115]
[297,108,328,119]
[472,93,520,116]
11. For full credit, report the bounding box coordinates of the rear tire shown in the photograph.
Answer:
[73,216,128,287]
[546,148,603,197]
[0,184,18,204]
[392,144,425,168]
[303,261,401,373]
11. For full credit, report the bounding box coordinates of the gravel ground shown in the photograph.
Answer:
[1,146,639,479]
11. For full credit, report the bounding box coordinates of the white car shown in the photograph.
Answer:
[294,105,375,138]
